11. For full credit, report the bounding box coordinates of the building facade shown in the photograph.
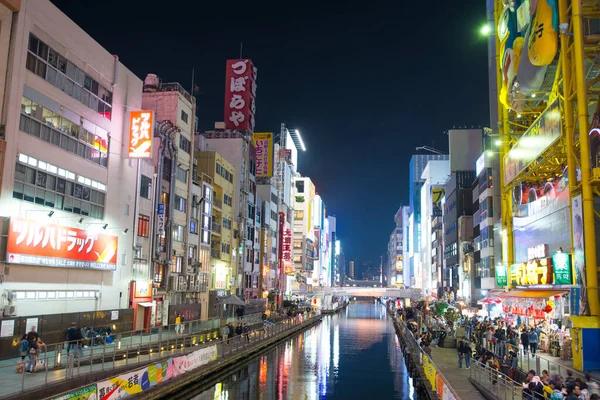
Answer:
[0,0,140,323]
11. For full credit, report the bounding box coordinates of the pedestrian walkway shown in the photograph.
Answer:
[429,346,485,399]
[0,314,275,398]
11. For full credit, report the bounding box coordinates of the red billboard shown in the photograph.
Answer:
[6,217,118,270]
[224,59,257,132]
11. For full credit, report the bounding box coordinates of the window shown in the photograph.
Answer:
[140,175,152,199]
[249,160,256,176]
[221,242,231,255]
[190,220,198,234]
[180,110,189,123]
[271,210,278,221]
[188,245,196,260]
[175,195,187,212]
[173,225,184,242]
[216,163,221,175]
[294,210,304,220]
[163,158,171,181]
[20,96,109,167]
[271,193,278,204]
[14,153,105,218]
[179,135,191,153]
[224,194,232,207]
[138,214,150,237]
[26,34,112,120]
[294,241,303,249]
[296,181,305,193]
[176,166,187,183]
[171,256,182,273]
[222,218,232,230]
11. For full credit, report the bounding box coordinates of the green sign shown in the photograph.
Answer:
[50,384,97,400]
[496,264,508,287]
[552,252,572,285]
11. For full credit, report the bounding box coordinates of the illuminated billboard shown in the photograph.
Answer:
[252,132,273,177]
[7,218,118,270]
[504,99,561,184]
[224,59,257,132]
[128,110,154,158]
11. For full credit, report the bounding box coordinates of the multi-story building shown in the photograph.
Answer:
[419,160,450,295]
[292,176,316,287]
[327,215,337,287]
[141,75,199,323]
[387,207,405,287]
[349,260,355,280]
[257,183,278,296]
[0,0,140,327]
[201,128,257,299]
[407,154,449,288]
[194,150,236,315]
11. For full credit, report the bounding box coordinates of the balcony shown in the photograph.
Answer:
[212,222,221,235]
[211,248,220,259]
[213,198,223,210]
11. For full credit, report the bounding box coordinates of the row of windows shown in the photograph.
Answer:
[27,34,113,120]
[215,163,234,183]
[14,157,105,219]
[13,290,98,301]
[444,242,458,259]
[21,96,108,167]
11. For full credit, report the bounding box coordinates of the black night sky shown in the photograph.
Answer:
[50,0,490,269]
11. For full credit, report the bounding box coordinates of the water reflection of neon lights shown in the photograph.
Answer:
[318,317,331,397]
[333,324,339,373]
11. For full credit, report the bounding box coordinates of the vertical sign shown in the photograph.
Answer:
[157,203,165,235]
[314,230,320,260]
[128,111,154,158]
[252,132,273,177]
[571,194,587,314]
[224,59,257,132]
[570,286,581,316]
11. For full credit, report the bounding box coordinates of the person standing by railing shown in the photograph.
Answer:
[66,322,84,358]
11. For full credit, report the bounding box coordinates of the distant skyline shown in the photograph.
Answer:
[50,0,490,262]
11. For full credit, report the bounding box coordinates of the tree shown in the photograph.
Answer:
[434,301,449,318]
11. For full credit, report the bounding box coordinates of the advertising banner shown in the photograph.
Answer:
[422,354,437,390]
[97,359,173,400]
[504,99,561,184]
[252,132,273,177]
[495,264,508,287]
[551,252,572,285]
[432,188,444,217]
[224,59,257,132]
[156,203,165,236]
[172,345,218,376]
[571,194,587,314]
[128,111,154,158]
[6,218,118,270]
[50,384,97,400]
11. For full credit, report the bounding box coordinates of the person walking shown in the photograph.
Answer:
[529,329,539,356]
[521,329,530,357]
[243,324,250,343]
[174,313,181,336]
[222,325,230,345]
[66,322,84,357]
[235,323,243,343]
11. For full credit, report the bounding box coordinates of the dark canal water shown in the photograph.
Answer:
[189,301,415,399]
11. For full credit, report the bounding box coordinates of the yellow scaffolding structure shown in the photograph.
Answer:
[495,0,600,371]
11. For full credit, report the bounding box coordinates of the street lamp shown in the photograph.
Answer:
[480,24,492,36]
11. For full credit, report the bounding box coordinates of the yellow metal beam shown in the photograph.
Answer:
[572,0,600,316]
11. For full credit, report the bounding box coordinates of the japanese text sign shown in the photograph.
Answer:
[224,59,257,132]
[495,264,508,287]
[252,132,273,177]
[128,110,154,158]
[7,218,118,271]
[552,252,573,285]
[282,229,292,262]
[509,259,553,286]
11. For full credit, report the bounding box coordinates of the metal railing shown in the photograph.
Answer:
[0,314,276,397]
[469,358,549,400]
[210,248,220,258]
[479,338,593,384]
[395,316,461,399]
[212,222,221,234]
[213,198,223,209]
[26,312,320,400]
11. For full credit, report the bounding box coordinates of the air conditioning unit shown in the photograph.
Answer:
[178,276,187,291]
[3,305,16,317]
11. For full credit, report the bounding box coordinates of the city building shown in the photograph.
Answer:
[419,160,450,295]
[293,175,316,288]
[387,207,405,287]
[201,129,257,299]
[327,215,337,287]
[349,260,355,280]
[194,150,236,315]
[257,183,278,297]
[0,0,140,325]
[406,154,449,288]
[141,75,199,323]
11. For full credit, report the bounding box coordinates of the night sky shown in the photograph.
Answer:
[50,0,490,268]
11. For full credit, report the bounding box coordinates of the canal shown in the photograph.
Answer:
[183,301,415,399]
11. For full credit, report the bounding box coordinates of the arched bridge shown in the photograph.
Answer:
[309,287,422,300]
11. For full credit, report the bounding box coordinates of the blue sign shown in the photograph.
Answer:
[570,287,581,316]
[157,203,165,215]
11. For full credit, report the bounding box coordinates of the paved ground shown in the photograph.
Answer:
[429,346,486,400]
